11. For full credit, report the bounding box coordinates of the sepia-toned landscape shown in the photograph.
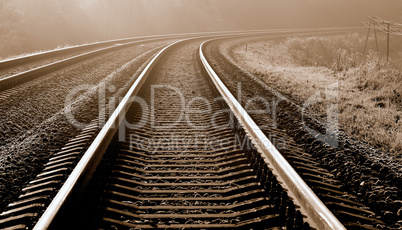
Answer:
[0,1,401,229]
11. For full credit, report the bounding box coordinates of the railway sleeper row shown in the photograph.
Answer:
[85,91,309,230]
[0,116,105,229]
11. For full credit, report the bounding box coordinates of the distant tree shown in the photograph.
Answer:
[1,0,402,59]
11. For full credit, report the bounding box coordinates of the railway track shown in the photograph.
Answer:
[0,30,276,92]
[0,37,180,92]
[0,29,373,230]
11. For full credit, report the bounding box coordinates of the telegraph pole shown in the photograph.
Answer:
[374,25,379,52]
[363,16,402,62]
[387,23,390,62]
[363,23,370,55]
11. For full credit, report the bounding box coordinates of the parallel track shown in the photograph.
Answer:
[0,37,176,91]
[0,30,278,91]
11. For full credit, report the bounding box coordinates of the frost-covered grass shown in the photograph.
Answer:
[232,33,402,156]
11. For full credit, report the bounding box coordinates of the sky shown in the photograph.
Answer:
[215,0,402,29]
[0,0,401,57]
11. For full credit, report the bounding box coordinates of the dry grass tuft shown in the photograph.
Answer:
[232,32,402,156]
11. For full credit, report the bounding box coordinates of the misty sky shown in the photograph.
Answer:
[1,0,401,58]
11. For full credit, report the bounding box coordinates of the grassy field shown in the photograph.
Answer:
[232,32,402,156]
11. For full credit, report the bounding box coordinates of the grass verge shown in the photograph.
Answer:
[231,32,402,156]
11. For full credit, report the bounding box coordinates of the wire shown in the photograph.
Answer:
[363,16,402,36]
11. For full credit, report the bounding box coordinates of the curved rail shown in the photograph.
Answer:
[199,40,345,230]
[32,37,190,230]
[0,37,173,92]
[0,38,133,70]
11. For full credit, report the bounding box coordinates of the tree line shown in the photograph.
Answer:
[0,0,401,59]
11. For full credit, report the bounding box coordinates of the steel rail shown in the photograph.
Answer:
[199,40,346,230]
[0,38,166,92]
[31,37,192,230]
[0,38,137,70]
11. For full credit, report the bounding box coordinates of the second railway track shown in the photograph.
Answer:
[0,31,382,230]
[0,30,272,92]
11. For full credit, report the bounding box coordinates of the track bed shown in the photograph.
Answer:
[54,39,302,229]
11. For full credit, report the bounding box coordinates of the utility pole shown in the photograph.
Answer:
[363,16,402,62]
[374,24,379,52]
[363,18,379,55]
[363,23,370,55]
[387,23,390,62]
